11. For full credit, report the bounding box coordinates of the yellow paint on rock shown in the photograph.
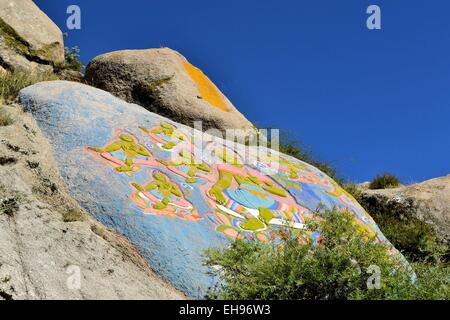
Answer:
[182,62,229,112]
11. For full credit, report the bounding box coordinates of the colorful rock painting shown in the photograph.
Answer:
[130,170,202,222]
[86,130,158,175]
[140,122,213,184]
[20,81,402,297]
[200,144,313,242]
[87,122,385,244]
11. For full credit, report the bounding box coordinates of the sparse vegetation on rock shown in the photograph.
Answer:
[369,172,401,190]
[372,213,448,263]
[0,107,14,126]
[279,132,340,184]
[62,209,85,222]
[63,46,83,72]
[261,128,342,184]
[0,71,58,103]
[0,186,23,217]
[91,224,106,238]
[0,0,64,75]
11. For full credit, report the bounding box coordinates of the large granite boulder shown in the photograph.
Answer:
[359,175,450,242]
[19,81,400,297]
[85,48,255,139]
[0,0,64,74]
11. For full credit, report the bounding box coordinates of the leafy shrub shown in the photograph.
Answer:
[91,224,106,238]
[205,209,449,300]
[62,209,85,222]
[401,262,450,299]
[369,172,401,189]
[358,173,449,263]
[64,46,83,72]
[0,71,58,103]
[0,107,14,126]
[0,186,23,217]
[367,210,448,263]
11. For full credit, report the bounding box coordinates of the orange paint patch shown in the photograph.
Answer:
[183,62,229,112]
[257,233,269,243]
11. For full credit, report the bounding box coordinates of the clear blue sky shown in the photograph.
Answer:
[36,0,450,183]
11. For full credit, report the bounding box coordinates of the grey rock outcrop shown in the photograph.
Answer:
[0,103,185,300]
[85,48,256,139]
[359,175,450,242]
[0,0,64,74]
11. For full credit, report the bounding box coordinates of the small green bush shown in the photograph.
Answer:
[205,209,449,300]
[62,209,85,222]
[91,224,106,238]
[369,172,401,189]
[401,262,450,299]
[64,46,83,72]
[0,108,14,126]
[368,211,448,263]
[0,71,58,103]
[0,186,23,217]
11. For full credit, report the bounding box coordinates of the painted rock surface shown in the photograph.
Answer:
[19,81,395,297]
